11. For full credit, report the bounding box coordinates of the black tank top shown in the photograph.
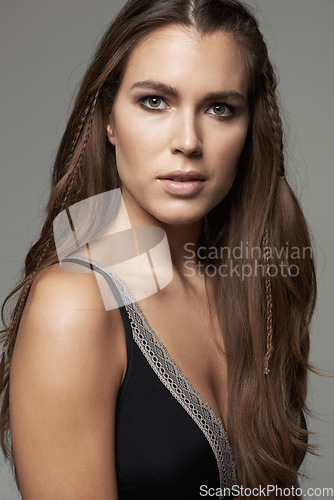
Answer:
[63,256,238,499]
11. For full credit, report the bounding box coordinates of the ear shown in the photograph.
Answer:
[103,106,116,146]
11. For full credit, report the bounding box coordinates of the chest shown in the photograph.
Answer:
[137,291,229,429]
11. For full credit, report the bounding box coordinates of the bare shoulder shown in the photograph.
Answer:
[10,263,125,499]
[13,262,125,389]
[24,261,109,318]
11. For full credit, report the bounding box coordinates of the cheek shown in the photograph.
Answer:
[215,124,248,170]
[211,123,249,196]
[113,117,140,169]
[113,113,163,176]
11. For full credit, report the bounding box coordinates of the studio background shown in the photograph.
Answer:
[0,0,333,498]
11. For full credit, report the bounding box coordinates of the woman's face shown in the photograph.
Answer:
[105,25,249,226]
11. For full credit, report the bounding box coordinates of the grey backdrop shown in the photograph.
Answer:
[1,0,333,498]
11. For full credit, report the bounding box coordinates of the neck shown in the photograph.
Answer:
[161,222,203,280]
[121,191,204,284]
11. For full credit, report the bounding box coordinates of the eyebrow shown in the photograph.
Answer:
[130,80,247,102]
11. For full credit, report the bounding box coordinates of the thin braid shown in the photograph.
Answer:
[60,86,101,212]
[259,62,281,375]
[263,225,274,375]
[63,96,94,175]
[264,59,285,176]
[261,62,282,373]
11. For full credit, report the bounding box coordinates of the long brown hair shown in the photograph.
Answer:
[0,0,316,495]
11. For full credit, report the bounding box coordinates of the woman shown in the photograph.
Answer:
[0,0,316,498]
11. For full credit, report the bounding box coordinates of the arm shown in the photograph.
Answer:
[9,264,126,499]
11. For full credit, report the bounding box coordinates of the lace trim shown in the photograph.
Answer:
[125,301,237,489]
[69,256,237,489]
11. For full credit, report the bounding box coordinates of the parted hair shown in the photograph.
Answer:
[0,0,316,496]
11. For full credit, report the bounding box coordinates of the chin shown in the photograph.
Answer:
[154,210,205,226]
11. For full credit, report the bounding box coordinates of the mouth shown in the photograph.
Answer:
[157,171,206,196]
[158,170,207,182]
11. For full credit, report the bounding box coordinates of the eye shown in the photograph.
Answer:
[208,103,233,119]
[140,95,168,111]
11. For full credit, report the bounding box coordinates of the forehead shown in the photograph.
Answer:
[122,25,249,96]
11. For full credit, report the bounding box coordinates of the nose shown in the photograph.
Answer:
[170,108,202,157]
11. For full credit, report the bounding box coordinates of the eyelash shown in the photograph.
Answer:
[138,94,235,121]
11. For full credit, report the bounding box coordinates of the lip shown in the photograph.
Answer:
[158,170,207,181]
[157,170,206,196]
